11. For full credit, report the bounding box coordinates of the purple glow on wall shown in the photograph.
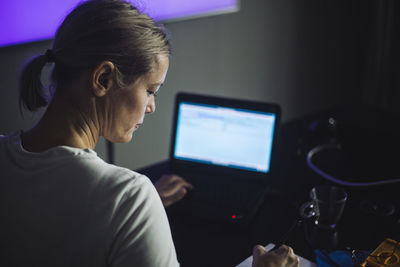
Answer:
[0,0,80,47]
[0,0,238,47]
[142,0,238,21]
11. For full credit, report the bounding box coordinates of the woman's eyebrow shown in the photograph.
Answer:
[150,82,164,87]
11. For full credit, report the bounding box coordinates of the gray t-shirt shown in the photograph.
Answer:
[0,132,179,267]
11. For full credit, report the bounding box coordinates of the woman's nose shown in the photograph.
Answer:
[145,96,156,114]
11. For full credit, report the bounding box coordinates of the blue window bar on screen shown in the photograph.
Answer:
[0,0,239,47]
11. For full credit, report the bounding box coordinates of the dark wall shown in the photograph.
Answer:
[0,0,396,170]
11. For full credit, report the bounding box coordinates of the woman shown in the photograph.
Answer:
[0,0,299,266]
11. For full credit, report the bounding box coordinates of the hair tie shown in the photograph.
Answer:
[44,49,56,63]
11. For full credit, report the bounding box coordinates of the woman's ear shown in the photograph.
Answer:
[91,61,115,97]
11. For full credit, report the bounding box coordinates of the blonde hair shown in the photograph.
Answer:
[19,0,171,111]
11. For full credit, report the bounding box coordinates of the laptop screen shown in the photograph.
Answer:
[173,102,277,173]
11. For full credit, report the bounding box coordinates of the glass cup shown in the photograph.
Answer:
[299,185,347,229]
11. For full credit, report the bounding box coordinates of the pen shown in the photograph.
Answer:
[269,219,303,251]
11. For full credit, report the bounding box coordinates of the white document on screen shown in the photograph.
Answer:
[236,243,317,267]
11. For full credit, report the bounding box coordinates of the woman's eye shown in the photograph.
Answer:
[147,90,157,97]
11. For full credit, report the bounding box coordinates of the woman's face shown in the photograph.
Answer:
[104,55,169,143]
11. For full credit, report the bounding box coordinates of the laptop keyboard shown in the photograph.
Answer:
[183,174,266,212]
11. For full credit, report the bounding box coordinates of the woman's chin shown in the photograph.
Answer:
[120,133,134,143]
[106,131,134,143]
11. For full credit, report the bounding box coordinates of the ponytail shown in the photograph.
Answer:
[19,54,49,112]
[18,0,172,113]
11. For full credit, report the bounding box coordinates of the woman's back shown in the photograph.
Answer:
[0,132,178,266]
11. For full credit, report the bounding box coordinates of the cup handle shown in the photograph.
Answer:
[299,201,316,219]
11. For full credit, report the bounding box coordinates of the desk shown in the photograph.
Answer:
[138,108,400,267]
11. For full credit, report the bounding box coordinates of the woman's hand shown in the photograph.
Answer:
[252,245,299,267]
[154,174,193,207]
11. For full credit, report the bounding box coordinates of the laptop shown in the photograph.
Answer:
[168,92,281,225]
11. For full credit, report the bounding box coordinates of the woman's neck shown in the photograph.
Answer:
[21,93,101,152]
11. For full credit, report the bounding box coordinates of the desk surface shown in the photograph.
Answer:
[138,109,400,267]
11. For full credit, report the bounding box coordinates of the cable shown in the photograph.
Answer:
[306,143,400,187]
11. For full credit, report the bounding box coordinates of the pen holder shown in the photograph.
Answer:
[299,185,347,229]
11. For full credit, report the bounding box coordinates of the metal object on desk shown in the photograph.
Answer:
[299,185,347,250]
[299,185,347,230]
[362,238,400,267]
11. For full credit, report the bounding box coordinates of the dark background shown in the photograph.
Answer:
[1,0,399,171]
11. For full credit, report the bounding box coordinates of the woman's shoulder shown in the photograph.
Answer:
[65,151,150,188]
[0,131,152,194]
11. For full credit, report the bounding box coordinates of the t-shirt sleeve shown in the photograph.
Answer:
[107,175,179,267]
